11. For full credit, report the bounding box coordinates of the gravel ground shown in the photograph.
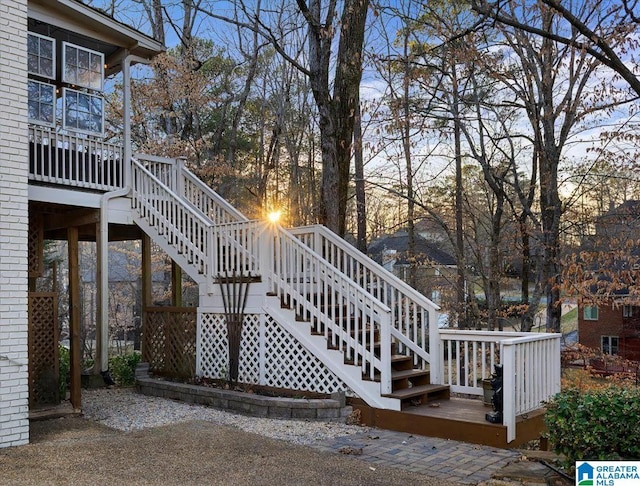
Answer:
[82,388,369,445]
[0,389,462,486]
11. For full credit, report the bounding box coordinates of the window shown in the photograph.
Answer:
[62,42,104,91]
[62,88,103,135]
[602,336,619,355]
[583,306,599,320]
[623,305,633,318]
[28,80,55,126]
[27,33,55,79]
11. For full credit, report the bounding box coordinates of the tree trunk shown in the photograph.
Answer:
[354,102,367,252]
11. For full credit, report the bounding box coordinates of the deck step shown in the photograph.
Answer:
[383,384,450,409]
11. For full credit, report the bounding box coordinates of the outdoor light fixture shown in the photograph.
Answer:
[267,210,281,223]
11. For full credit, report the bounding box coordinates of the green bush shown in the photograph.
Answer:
[108,352,141,386]
[58,345,70,398]
[545,387,640,466]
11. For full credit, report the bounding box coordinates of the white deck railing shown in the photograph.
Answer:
[501,333,562,442]
[289,225,440,379]
[29,125,124,191]
[439,329,561,442]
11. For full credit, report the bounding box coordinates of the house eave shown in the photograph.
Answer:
[28,0,164,64]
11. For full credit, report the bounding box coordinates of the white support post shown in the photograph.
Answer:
[195,308,203,376]
[379,311,392,395]
[206,227,214,294]
[430,313,442,384]
[261,223,276,290]
[501,341,516,443]
[259,313,266,385]
[176,157,186,197]
[122,51,132,188]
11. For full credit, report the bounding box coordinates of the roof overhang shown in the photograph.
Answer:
[28,0,165,73]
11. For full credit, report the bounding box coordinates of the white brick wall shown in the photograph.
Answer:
[0,0,30,447]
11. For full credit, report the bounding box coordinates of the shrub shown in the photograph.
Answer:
[108,352,141,386]
[58,345,70,398]
[545,387,640,466]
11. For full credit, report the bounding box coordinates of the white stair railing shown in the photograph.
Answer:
[131,158,212,284]
[272,223,392,393]
[289,225,440,379]
[180,165,247,224]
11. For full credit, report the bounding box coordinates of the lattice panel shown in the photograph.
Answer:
[28,293,59,408]
[263,315,348,394]
[198,314,260,383]
[198,312,349,395]
[28,213,44,278]
[143,308,197,379]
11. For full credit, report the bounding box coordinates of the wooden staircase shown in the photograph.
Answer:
[283,291,450,411]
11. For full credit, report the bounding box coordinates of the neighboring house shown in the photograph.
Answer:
[577,200,640,361]
[368,230,456,307]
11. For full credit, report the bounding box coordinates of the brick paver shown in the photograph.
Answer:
[311,428,521,485]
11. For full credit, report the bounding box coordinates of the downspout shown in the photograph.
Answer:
[96,51,150,374]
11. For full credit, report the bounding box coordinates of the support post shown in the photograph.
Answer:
[141,234,152,360]
[67,226,81,411]
[94,222,103,374]
[171,260,182,307]
[501,342,516,443]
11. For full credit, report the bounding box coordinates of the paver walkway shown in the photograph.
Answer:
[312,428,522,485]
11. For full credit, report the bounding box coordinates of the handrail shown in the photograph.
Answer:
[181,166,247,224]
[289,225,439,376]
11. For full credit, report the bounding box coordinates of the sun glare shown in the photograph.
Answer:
[267,210,282,223]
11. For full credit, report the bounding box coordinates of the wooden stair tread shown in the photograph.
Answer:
[383,384,449,399]
[392,369,430,380]
[391,354,412,363]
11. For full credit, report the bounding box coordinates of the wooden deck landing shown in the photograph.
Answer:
[350,397,546,449]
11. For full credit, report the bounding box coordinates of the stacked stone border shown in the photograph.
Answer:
[135,363,352,420]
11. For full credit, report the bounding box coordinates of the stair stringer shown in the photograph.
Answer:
[264,297,401,411]
[132,213,209,289]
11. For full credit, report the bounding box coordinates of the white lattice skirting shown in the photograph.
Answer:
[197,313,351,395]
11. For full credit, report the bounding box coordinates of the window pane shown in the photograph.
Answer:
[28,53,39,73]
[28,100,39,120]
[41,104,54,123]
[41,40,53,60]
[90,53,101,72]
[41,86,53,103]
[27,34,38,54]
[78,49,89,70]
[41,61,53,78]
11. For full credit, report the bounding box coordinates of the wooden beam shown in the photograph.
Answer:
[67,226,81,411]
[44,209,99,232]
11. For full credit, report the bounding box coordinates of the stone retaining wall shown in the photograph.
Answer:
[135,363,352,421]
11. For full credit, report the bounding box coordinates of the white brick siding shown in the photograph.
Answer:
[0,0,30,447]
